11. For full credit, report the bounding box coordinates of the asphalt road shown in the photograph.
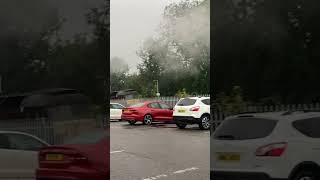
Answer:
[110,120,210,180]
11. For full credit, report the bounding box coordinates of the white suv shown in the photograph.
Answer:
[211,110,320,180]
[173,97,210,130]
[110,103,125,121]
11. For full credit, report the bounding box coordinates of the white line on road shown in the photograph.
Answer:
[111,150,125,154]
[142,167,199,180]
[142,174,168,180]
[172,167,199,174]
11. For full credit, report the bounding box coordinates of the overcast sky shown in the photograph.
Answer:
[111,0,181,72]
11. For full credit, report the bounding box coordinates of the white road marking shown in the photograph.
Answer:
[142,167,199,180]
[142,174,168,180]
[111,150,125,154]
[172,167,199,174]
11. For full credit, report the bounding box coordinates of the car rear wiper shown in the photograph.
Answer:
[215,135,235,140]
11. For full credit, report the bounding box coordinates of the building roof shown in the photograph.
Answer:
[0,88,89,109]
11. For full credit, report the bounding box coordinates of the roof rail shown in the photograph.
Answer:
[282,109,320,115]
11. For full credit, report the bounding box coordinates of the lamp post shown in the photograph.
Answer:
[153,80,160,97]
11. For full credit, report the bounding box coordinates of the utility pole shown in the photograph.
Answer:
[153,80,160,97]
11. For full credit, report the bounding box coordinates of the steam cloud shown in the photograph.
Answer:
[140,0,210,75]
[110,56,129,73]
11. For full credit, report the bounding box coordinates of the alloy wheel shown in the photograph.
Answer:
[144,115,153,125]
[201,116,210,129]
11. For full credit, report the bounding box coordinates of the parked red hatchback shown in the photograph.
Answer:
[36,129,109,180]
[121,101,173,125]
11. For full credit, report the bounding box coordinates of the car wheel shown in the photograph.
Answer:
[293,170,319,180]
[199,114,210,130]
[128,120,137,125]
[176,122,187,129]
[143,114,153,125]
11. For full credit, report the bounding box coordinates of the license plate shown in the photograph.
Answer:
[178,109,186,113]
[45,154,64,161]
[217,153,240,161]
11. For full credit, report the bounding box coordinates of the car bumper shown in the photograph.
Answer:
[36,168,108,180]
[121,114,143,121]
[210,171,287,180]
[110,115,121,120]
[173,116,200,124]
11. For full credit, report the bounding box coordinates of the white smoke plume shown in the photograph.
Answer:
[139,0,210,75]
[110,56,129,74]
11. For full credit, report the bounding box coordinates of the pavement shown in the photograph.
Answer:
[110,120,210,180]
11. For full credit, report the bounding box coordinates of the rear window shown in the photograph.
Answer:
[214,118,277,140]
[202,99,210,105]
[177,98,196,106]
[112,104,124,109]
[129,103,145,108]
[148,103,161,109]
[293,118,320,138]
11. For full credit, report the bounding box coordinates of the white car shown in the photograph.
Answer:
[211,110,320,180]
[173,97,210,130]
[0,131,49,179]
[110,103,125,121]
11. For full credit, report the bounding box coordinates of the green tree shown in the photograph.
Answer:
[0,0,61,93]
[216,86,247,115]
[135,0,209,96]
[213,0,320,104]
[110,57,129,91]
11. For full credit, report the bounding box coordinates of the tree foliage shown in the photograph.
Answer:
[110,0,210,97]
[215,86,247,114]
[0,0,109,105]
[213,0,320,104]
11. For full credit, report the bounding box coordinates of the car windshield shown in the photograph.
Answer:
[63,130,107,144]
[129,103,145,107]
[176,98,197,106]
[214,118,278,140]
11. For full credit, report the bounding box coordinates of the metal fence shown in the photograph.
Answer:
[111,94,210,107]
[0,117,55,143]
[0,114,108,145]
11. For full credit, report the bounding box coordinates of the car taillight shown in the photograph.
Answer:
[255,142,287,157]
[39,148,89,167]
[190,106,200,111]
